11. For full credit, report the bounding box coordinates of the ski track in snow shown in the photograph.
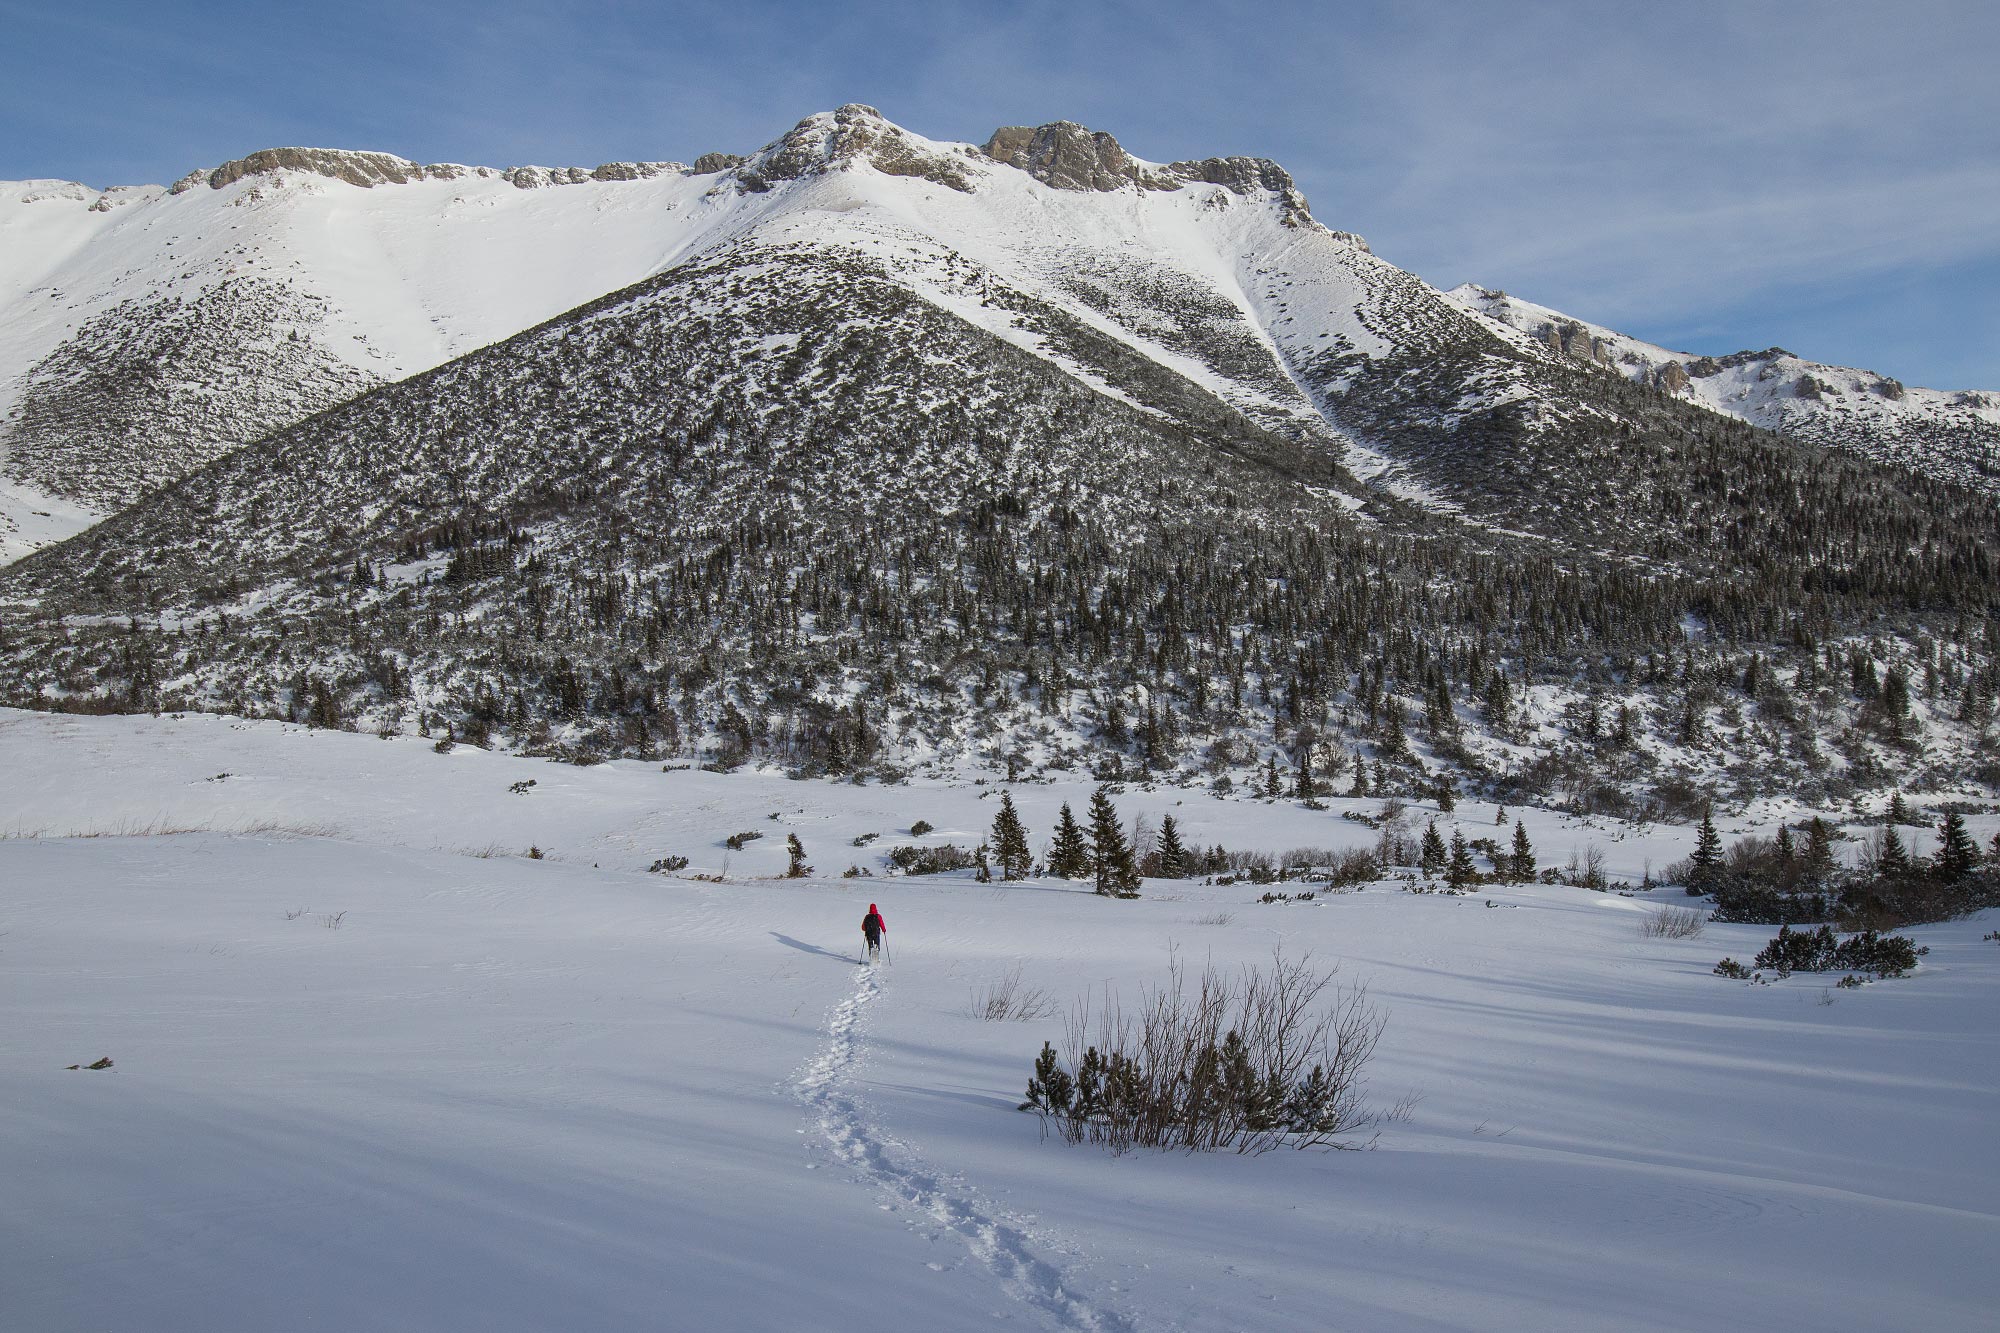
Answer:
[794,964,1132,1332]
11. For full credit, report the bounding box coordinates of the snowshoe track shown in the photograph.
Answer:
[795,965,1131,1332]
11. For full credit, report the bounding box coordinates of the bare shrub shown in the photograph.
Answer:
[1023,951,1387,1154]
[1194,911,1235,926]
[970,967,1059,1022]
[1639,905,1707,939]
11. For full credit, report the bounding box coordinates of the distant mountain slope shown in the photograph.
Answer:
[1,107,1994,806]
[3,227,1994,805]
[1446,285,2000,492]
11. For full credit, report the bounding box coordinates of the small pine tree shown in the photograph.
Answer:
[1934,810,1981,880]
[1087,786,1141,897]
[1774,824,1796,866]
[785,833,811,878]
[1435,777,1456,814]
[1886,791,1914,827]
[1350,750,1369,797]
[1263,755,1283,799]
[1877,824,1912,878]
[1511,819,1534,883]
[1048,803,1092,880]
[1156,813,1188,879]
[1419,820,1447,876]
[1021,1041,1074,1115]
[1802,817,1837,886]
[1293,751,1316,799]
[991,793,1032,881]
[1690,808,1723,889]
[1381,701,1407,757]
[1446,829,1478,891]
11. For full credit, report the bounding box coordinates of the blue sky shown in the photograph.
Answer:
[4,0,1994,388]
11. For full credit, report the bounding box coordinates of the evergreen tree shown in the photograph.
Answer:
[1877,824,1912,879]
[1511,819,1535,883]
[1381,700,1407,756]
[1435,777,1456,814]
[1774,824,1796,866]
[1349,750,1369,797]
[1689,808,1724,889]
[1483,671,1513,731]
[1934,810,1981,880]
[1802,817,1837,887]
[1419,820,1447,876]
[1882,666,1911,719]
[1262,755,1283,799]
[1087,786,1141,897]
[990,792,1032,881]
[1048,803,1092,880]
[1156,814,1188,879]
[1887,791,1914,826]
[1293,750,1316,799]
[785,833,811,878]
[1446,829,1478,891]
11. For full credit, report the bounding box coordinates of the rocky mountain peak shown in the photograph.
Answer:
[981,121,1160,192]
[981,120,1315,224]
[736,104,975,194]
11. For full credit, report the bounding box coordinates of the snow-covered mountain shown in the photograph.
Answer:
[7,103,1992,569]
[1445,285,2000,492]
[1,107,1995,805]
[0,106,1402,556]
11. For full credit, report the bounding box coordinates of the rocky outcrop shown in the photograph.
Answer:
[1655,361,1690,394]
[207,148,444,190]
[507,161,682,188]
[194,148,681,193]
[737,104,976,194]
[691,152,744,174]
[590,161,682,182]
[981,121,1173,192]
[980,122,1314,222]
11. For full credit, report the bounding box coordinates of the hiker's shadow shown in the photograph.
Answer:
[771,932,858,964]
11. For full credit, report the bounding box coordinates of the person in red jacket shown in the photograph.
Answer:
[861,904,886,963]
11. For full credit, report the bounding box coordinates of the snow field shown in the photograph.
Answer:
[2,709,1997,1331]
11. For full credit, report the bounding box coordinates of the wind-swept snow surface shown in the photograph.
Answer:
[3,710,1996,1331]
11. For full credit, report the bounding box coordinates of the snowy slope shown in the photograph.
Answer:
[4,709,1997,1332]
[1447,284,2000,492]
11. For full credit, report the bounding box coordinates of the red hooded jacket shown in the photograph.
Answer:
[862,905,886,937]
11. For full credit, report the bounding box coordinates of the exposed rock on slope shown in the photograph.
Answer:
[1448,285,2000,494]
